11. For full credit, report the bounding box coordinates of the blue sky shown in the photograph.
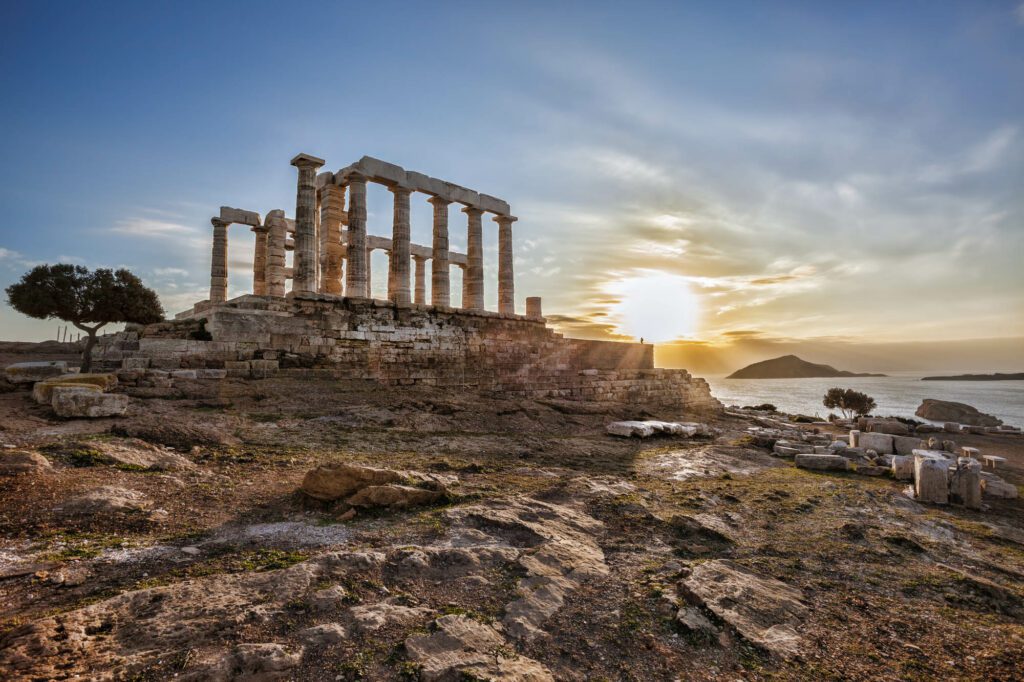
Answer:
[1,1,1022,370]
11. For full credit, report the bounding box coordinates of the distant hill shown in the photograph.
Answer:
[726,355,887,379]
[922,372,1024,381]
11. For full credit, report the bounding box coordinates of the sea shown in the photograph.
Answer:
[703,371,1024,429]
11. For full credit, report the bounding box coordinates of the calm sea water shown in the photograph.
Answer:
[703,372,1024,428]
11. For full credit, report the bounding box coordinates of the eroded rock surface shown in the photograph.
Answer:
[0,450,52,475]
[405,614,555,681]
[680,560,807,658]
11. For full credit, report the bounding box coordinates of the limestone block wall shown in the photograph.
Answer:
[94,294,720,411]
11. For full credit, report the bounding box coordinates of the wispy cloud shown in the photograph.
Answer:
[153,267,189,277]
[507,39,1024,344]
[109,217,199,238]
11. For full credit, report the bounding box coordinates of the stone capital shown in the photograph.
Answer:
[290,152,326,169]
[461,206,484,217]
[250,224,270,234]
[492,214,518,226]
[211,218,230,229]
[427,195,452,207]
[388,185,413,197]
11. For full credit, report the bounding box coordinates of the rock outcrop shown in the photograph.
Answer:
[680,560,807,658]
[300,462,452,508]
[0,450,53,476]
[406,615,555,681]
[915,399,1003,427]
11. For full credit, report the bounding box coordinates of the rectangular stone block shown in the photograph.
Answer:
[52,388,129,418]
[892,435,922,456]
[794,454,850,471]
[122,357,150,370]
[5,361,68,384]
[858,432,894,454]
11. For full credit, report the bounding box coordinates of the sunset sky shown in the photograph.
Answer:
[1,1,1022,373]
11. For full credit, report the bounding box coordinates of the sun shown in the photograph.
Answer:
[606,271,700,342]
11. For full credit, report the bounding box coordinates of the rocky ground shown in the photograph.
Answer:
[1,355,1022,680]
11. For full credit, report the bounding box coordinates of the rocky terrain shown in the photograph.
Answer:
[1,357,1022,680]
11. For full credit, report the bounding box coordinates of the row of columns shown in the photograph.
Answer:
[289,156,516,314]
[209,155,518,316]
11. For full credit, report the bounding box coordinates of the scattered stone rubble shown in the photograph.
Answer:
[765,421,1019,508]
[605,420,712,438]
[2,365,129,418]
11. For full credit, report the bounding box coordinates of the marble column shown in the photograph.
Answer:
[209,218,229,303]
[388,186,412,305]
[526,297,543,320]
[319,184,345,295]
[413,255,427,305]
[494,214,517,315]
[428,196,450,307]
[290,153,325,294]
[462,206,485,310]
[345,174,369,298]
[265,211,288,297]
[365,248,373,298]
[457,263,470,309]
[251,224,270,296]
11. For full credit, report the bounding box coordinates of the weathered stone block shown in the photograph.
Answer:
[5,361,68,384]
[892,435,923,456]
[794,454,849,471]
[913,454,949,505]
[981,478,1018,499]
[51,388,129,418]
[891,455,915,480]
[32,373,118,404]
[858,432,893,454]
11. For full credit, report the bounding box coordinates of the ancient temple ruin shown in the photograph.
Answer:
[197,154,529,317]
[96,153,720,411]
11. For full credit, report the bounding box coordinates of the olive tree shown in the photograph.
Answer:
[823,387,877,419]
[6,264,164,372]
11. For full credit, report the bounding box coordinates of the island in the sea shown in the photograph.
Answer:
[922,372,1024,381]
[726,354,887,379]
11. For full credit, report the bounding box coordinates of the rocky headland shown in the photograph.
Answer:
[726,355,887,379]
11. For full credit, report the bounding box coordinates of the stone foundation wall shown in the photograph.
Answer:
[94,294,720,411]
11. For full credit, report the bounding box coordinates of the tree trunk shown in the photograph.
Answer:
[81,332,97,373]
[73,323,104,373]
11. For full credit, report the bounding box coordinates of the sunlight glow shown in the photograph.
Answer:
[606,271,700,342]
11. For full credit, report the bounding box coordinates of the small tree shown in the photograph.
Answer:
[823,387,877,419]
[6,264,164,372]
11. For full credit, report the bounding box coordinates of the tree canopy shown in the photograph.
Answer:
[823,387,877,419]
[6,264,164,370]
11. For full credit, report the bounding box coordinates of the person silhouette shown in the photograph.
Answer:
[640,337,644,344]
